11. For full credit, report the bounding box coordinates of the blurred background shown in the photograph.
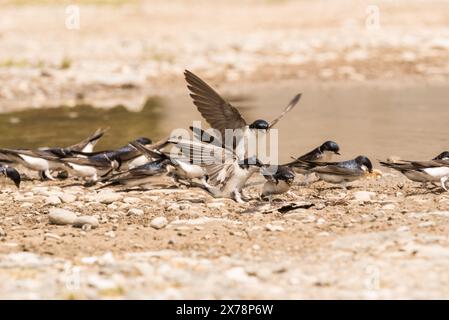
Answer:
[0,0,448,161]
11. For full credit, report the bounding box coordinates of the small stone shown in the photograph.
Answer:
[396,226,410,232]
[265,224,285,232]
[127,208,144,216]
[150,217,168,229]
[73,216,99,229]
[45,195,62,205]
[123,197,142,204]
[382,203,396,210]
[97,191,122,204]
[44,233,61,240]
[418,221,435,228]
[0,227,6,237]
[48,208,77,225]
[353,191,376,202]
[59,193,76,203]
[104,231,116,238]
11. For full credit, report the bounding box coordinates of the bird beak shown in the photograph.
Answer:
[335,151,341,155]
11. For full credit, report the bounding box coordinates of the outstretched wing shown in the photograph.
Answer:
[184,70,247,137]
[66,127,109,152]
[268,93,301,128]
[168,138,236,166]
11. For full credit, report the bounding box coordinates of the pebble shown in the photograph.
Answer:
[0,227,6,237]
[59,193,76,203]
[127,208,144,216]
[150,217,168,229]
[353,191,376,202]
[418,221,435,228]
[48,208,77,225]
[265,224,285,232]
[382,203,396,210]
[44,233,61,240]
[73,216,99,229]
[123,197,142,204]
[97,191,122,204]
[45,195,62,205]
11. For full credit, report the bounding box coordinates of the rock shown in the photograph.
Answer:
[418,221,435,228]
[45,195,62,205]
[382,203,396,210]
[225,267,254,283]
[44,233,61,240]
[59,193,76,203]
[123,197,142,204]
[48,208,77,225]
[73,216,99,229]
[265,224,285,232]
[127,208,144,216]
[353,191,376,202]
[97,191,122,204]
[0,227,6,237]
[150,217,168,229]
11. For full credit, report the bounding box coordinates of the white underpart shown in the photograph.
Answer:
[175,161,205,179]
[81,142,95,153]
[127,155,148,170]
[206,164,258,199]
[65,163,99,181]
[423,167,449,178]
[19,154,50,171]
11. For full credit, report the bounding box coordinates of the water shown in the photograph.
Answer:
[0,97,165,150]
[0,82,448,163]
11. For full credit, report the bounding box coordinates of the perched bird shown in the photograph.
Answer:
[433,151,449,161]
[261,165,296,202]
[73,137,156,171]
[59,154,121,184]
[380,155,449,191]
[129,141,205,185]
[297,156,374,187]
[170,138,264,203]
[286,141,341,184]
[0,164,21,188]
[38,127,108,157]
[0,128,107,180]
[294,141,340,162]
[100,158,171,189]
[185,70,301,151]
[0,148,62,180]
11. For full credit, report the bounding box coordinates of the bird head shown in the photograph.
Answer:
[249,119,269,130]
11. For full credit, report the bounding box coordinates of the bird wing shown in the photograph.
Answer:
[312,165,364,177]
[67,127,108,152]
[184,70,247,138]
[268,93,301,128]
[0,148,59,161]
[169,138,236,165]
[204,163,235,188]
[60,156,111,168]
[129,141,167,161]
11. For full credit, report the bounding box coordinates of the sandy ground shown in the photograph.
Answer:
[1,171,449,299]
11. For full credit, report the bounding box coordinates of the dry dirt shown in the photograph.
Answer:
[1,170,449,299]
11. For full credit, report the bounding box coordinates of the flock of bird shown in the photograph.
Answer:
[1,70,449,203]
